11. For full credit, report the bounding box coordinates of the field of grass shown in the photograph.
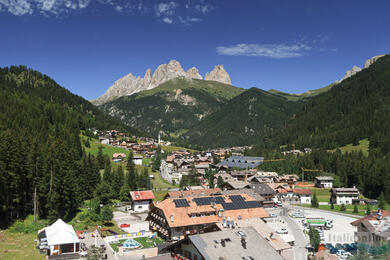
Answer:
[328,139,370,156]
[0,230,43,260]
[298,203,379,217]
[161,145,198,154]
[82,136,129,158]
[295,187,331,202]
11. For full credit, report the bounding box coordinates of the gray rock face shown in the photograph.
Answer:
[205,65,232,85]
[92,60,231,105]
[338,54,386,83]
[340,65,362,82]
[185,67,203,80]
[364,54,385,69]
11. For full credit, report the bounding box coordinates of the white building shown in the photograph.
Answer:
[37,219,80,257]
[330,187,360,205]
[132,156,143,166]
[129,190,155,212]
[293,189,312,204]
[314,176,334,188]
[100,138,109,145]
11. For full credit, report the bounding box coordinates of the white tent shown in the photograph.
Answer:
[45,219,80,246]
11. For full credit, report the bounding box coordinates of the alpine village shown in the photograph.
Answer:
[1,2,390,260]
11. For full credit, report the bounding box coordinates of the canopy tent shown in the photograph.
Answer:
[45,219,80,246]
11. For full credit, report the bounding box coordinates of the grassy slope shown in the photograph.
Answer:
[99,78,244,137]
[0,230,42,260]
[136,78,244,100]
[268,83,335,101]
[328,139,370,156]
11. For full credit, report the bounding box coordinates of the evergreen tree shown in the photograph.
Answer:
[152,146,162,172]
[111,166,124,199]
[97,146,105,169]
[119,185,130,202]
[353,204,359,213]
[95,182,112,205]
[103,162,112,185]
[217,176,225,189]
[101,205,113,223]
[378,192,386,209]
[309,227,321,252]
[340,204,346,211]
[126,151,137,190]
[311,192,319,208]
[366,203,371,215]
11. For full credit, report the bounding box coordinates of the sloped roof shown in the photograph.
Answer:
[293,189,312,195]
[225,180,251,189]
[315,176,334,181]
[188,227,283,260]
[130,190,155,201]
[45,219,80,246]
[351,210,390,226]
[165,188,222,199]
[150,194,269,228]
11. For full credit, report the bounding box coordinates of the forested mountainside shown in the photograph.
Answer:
[182,88,302,148]
[254,54,390,153]
[99,77,244,137]
[0,66,138,227]
[248,54,390,202]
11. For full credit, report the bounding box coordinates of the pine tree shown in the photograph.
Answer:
[378,192,386,209]
[97,146,105,169]
[103,162,112,185]
[126,151,137,190]
[353,204,359,213]
[217,176,225,189]
[311,192,319,208]
[366,203,371,215]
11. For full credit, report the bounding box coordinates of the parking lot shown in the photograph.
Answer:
[113,211,149,233]
[290,207,357,245]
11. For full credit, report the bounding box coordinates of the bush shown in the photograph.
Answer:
[9,215,47,234]
[340,204,346,211]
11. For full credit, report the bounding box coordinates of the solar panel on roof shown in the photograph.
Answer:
[229,195,245,202]
[193,196,225,206]
[173,199,189,208]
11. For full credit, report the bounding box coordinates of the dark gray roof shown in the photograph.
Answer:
[188,227,283,260]
[221,189,265,202]
[217,156,264,169]
[225,181,251,189]
[251,183,276,196]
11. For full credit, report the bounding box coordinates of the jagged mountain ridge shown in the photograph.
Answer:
[92,60,231,105]
[99,78,243,138]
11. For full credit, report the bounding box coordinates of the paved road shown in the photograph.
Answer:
[283,215,308,260]
[267,207,308,260]
[160,160,173,183]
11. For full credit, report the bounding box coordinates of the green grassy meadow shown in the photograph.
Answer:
[328,139,370,156]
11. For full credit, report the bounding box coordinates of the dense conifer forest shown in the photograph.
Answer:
[0,66,140,228]
[249,54,390,202]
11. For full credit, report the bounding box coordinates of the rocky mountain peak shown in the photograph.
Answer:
[205,65,232,85]
[364,54,385,69]
[92,60,232,105]
[185,67,203,80]
[338,54,386,83]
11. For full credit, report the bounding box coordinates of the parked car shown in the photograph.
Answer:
[275,227,288,234]
[120,223,130,228]
[269,213,277,218]
[337,250,352,259]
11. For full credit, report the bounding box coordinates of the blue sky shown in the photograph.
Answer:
[0,0,389,100]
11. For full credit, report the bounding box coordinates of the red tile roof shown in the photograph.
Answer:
[130,190,155,201]
[293,189,312,195]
